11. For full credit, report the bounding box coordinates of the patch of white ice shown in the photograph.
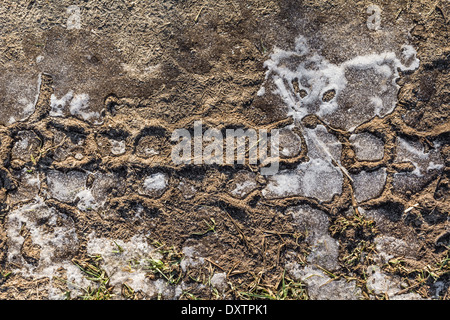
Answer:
[350,132,384,161]
[6,198,80,287]
[366,265,423,299]
[110,139,126,155]
[50,91,99,121]
[141,173,168,197]
[86,233,159,298]
[66,5,81,30]
[262,125,343,202]
[393,137,443,194]
[261,35,420,131]
[351,168,386,203]
[180,246,205,272]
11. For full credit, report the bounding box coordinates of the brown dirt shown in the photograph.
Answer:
[0,0,449,300]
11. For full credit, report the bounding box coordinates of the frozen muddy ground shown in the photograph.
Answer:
[0,0,449,300]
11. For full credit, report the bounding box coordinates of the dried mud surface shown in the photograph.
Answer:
[0,0,449,300]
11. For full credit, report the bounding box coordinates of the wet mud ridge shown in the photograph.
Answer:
[0,1,449,299]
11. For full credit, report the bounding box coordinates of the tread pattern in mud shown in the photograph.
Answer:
[0,0,449,300]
